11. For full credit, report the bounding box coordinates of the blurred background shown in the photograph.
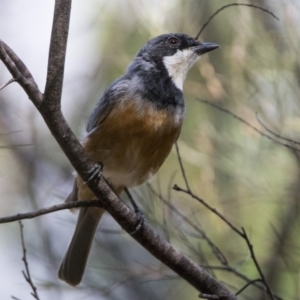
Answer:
[0,0,300,299]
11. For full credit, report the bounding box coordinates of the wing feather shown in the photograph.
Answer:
[86,76,131,133]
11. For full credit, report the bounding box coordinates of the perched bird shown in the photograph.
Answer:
[58,33,219,286]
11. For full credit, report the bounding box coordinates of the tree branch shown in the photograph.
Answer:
[0,1,237,298]
[43,0,72,109]
[0,200,103,224]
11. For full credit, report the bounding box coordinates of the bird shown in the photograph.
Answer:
[58,33,219,286]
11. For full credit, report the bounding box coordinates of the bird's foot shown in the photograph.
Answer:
[130,210,146,235]
[124,188,146,234]
[84,163,103,184]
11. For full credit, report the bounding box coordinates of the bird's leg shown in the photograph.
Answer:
[124,187,145,234]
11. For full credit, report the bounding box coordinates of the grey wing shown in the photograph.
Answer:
[86,76,131,134]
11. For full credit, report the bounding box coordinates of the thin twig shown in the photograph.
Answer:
[201,266,282,300]
[175,142,191,192]
[18,221,40,300]
[0,40,43,106]
[172,184,276,299]
[174,142,229,265]
[241,228,275,300]
[173,185,244,237]
[256,112,300,145]
[0,78,16,91]
[197,99,300,152]
[195,3,279,39]
[235,278,263,296]
[0,200,103,224]
[170,182,281,299]
[149,184,228,266]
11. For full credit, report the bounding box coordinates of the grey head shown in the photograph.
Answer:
[134,33,219,90]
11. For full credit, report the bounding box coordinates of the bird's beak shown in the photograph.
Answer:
[193,42,220,55]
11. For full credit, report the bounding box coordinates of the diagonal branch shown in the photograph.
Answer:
[241,228,275,300]
[173,185,244,237]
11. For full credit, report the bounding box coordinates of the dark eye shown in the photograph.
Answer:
[166,37,180,47]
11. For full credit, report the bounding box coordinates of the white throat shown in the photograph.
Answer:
[163,49,199,90]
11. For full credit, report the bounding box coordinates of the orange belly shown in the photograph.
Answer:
[82,99,183,191]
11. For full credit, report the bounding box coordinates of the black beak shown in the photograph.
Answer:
[193,42,219,55]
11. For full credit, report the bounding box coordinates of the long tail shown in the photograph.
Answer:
[58,206,105,286]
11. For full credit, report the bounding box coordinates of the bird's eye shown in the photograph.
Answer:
[166,37,180,47]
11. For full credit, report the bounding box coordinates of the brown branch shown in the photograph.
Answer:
[195,3,279,39]
[43,0,72,109]
[0,1,237,298]
[0,200,103,224]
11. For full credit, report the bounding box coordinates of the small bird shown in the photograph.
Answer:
[58,33,219,286]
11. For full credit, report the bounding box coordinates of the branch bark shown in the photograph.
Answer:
[0,1,237,299]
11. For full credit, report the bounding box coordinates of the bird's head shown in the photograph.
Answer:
[136,33,219,90]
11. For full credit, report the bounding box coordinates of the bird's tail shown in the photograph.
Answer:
[58,206,105,286]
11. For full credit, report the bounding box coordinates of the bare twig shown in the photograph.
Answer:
[202,266,282,300]
[197,99,300,152]
[0,78,16,91]
[241,228,275,300]
[149,184,228,266]
[256,112,300,146]
[173,185,244,237]
[195,3,279,39]
[235,279,263,296]
[0,41,43,106]
[175,142,191,192]
[171,183,280,300]
[171,151,277,300]
[0,200,103,224]
[18,221,40,300]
